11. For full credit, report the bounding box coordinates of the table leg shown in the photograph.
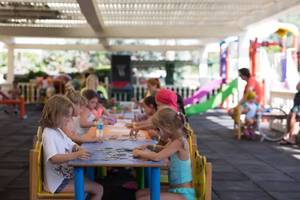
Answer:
[145,167,151,188]
[74,167,84,200]
[86,167,94,181]
[150,167,160,200]
[136,168,145,189]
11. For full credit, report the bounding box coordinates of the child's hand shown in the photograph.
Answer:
[95,116,101,121]
[91,137,103,143]
[135,144,148,150]
[148,129,158,138]
[125,122,133,129]
[76,148,91,160]
[132,149,142,158]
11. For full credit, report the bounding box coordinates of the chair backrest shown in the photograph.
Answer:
[193,150,206,200]
[185,123,196,159]
[36,141,44,193]
[37,126,43,142]
[29,148,38,200]
[33,127,43,149]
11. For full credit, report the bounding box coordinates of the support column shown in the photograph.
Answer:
[198,47,208,78]
[7,45,14,84]
[238,33,250,70]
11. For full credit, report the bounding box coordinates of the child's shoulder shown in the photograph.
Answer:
[42,128,61,138]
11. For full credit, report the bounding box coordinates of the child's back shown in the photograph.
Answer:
[40,95,103,199]
[42,127,75,192]
[245,102,258,120]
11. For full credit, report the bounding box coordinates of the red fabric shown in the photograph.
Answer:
[244,77,262,105]
[155,88,178,111]
[93,106,104,118]
[111,81,129,89]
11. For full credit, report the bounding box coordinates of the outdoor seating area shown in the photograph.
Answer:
[0,1,300,200]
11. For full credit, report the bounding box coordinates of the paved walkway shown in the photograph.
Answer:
[0,106,300,199]
[190,109,300,200]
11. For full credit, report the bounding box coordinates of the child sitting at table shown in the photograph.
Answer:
[78,89,101,135]
[133,107,195,200]
[129,95,157,129]
[93,100,111,119]
[40,95,103,199]
[64,87,102,144]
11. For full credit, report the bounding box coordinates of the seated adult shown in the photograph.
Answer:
[229,68,262,120]
[280,81,300,145]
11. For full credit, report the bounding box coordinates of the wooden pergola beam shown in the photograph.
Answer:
[13,43,203,52]
[0,26,238,39]
[76,0,109,49]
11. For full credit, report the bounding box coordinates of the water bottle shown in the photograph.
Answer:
[96,119,104,138]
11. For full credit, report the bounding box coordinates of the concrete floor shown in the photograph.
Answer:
[0,105,300,200]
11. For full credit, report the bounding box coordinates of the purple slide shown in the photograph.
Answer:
[184,79,223,106]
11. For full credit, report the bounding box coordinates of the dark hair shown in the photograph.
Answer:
[238,68,250,78]
[176,93,186,115]
[143,95,157,110]
[82,89,98,101]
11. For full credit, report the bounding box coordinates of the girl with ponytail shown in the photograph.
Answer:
[133,107,195,200]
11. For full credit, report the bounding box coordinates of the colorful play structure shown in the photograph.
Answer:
[0,96,26,119]
[183,22,299,119]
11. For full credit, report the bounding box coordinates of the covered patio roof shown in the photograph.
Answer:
[0,0,300,51]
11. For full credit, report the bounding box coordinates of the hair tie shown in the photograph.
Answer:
[176,112,186,125]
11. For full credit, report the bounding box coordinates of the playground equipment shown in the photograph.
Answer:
[184,79,222,106]
[250,22,299,92]
[185,79,237,117]
[0,96,26,119]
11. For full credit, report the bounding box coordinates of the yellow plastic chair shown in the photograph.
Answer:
[193,150,212,200]
[29,141,74,200]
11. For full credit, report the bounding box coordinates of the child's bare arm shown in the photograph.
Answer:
[62,126,82,144]
[133,140,181,161]
[133,119,153,130]
[80,109,96,128]
[49,147,90,164]
[103,108,110,116]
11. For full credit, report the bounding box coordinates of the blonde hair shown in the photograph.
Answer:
[147,78,160,89]
[152,107,186,140]
[85,74,99,91]
[65,87,87,106]
[245,91,256,101]
[39,95,73,129]
[65,87,82,105]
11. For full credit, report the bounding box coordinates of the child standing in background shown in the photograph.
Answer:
[40,95,103,199]
[133,107,195,200]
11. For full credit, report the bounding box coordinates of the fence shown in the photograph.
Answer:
[18,82,198,103]
[18,82,40,104]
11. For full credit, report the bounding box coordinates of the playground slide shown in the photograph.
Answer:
[185,79,237,117]
[184,79,223,106]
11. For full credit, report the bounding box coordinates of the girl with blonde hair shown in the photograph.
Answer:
[133,107,195,200]
[40,95,103,199]
[146,78,161,97]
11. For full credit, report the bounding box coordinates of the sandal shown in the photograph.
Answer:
[279,139,295,145]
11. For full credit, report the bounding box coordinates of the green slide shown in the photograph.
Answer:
[185,79,237,117]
